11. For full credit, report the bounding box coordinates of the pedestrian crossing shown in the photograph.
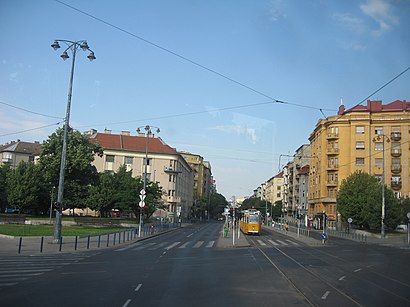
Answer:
[0,254,90,288]
[257,238,300,247]
[116,240,216,252]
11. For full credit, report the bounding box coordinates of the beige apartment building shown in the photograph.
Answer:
[88,130,194,221]
[308,100,410,226]
[264,171,284,205]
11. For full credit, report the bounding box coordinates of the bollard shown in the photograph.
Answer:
[40,237,44,253]
[18,237,23,254]
[98,235,101,248]
[87,236,90,249]
[59,237,63,252]
[113,233,116,246]
[107,233,110,247]
[74,236,78,251]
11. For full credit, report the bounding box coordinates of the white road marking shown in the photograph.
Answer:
[285,240,299,246]
[115,242,142,252]
[276,240,288,246]
[187,233,194,238]
[135,284,142,291]
[339,276,346,281]
[123,299,132,307]
[268,239,279,246]
[165,242,180,250]
[148,242,167,250]
[133,242,156,251]
[179,241,191,248]
[257,240,267,246]
[322,291,330,299]
[193,241,204,248]
[0,282,18,286]
[206,241,215,248]
[354,268,362,273]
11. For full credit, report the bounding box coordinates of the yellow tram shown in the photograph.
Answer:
[240,209,262,235]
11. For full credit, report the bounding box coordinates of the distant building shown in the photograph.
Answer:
[87,129,194,221]
[0,140,42,168]
[309,99,410,227]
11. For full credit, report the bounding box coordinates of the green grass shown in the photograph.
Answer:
[0,224,127,237]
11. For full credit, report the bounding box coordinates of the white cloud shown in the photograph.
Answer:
[360,0,399,34]
[266,0,287,22]
[333,13,366,33]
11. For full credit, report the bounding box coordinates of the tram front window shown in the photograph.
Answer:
[249,215,259,223]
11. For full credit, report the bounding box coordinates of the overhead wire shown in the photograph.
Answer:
[0,100,64,120]
[54,0,335,114]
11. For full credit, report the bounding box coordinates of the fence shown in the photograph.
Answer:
[14,222,176,255]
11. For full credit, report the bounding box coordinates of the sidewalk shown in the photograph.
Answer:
[216,226,250,248]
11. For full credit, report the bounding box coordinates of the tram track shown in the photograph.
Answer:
[246,229,410,306]
[248,235,363,307]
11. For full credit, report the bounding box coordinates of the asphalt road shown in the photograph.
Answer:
[1,222,409,307]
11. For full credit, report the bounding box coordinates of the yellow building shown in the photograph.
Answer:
[308,100,410,225]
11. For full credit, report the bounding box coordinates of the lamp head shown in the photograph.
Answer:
[87,52,96,61]
[80,41,89,51]
[51,41,61,50]
[60,51,69,61]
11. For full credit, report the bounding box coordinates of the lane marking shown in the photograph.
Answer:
[135,284,142,292]
[179,241,191,248]
[133,242,156,251]
[354,268,362,273]
[187,233,194,238]
[148,242,167,250]
[116,242,142,252]
[123,299,132,307]
[322,291,330,299]
[206,241,215,248]
[0,282,18,286]
[193,241,204,248]
[268,239,279,246]
[257,240,267,246]
[339,276,346,281]
[165,242,180,250]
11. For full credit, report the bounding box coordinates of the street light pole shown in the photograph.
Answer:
[51,40,96,242]
[136,125,160,237]
[373,134,390,239]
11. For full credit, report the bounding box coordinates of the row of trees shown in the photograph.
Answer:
[1,127,229,221]
[0,128,164,220]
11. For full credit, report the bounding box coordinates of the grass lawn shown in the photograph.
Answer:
[0,224,126,237]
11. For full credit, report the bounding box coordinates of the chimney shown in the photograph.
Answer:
[338,98,345,115]
[104,128,112,134]
[121,131,130,136]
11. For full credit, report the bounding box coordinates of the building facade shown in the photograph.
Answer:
[0,140,42,168]
[308,100,410,227]
[88,130,194,221]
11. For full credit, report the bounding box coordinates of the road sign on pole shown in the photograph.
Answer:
[139,201,145,208]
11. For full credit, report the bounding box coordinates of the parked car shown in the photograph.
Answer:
[395,224,408,232]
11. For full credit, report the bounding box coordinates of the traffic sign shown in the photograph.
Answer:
[139,194,146,201]
[139,201,145,208]
[140,189,146,195]
[321,233,327,240]
[348,218,353,224]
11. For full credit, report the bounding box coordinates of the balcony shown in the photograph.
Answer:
[391,180,402,190]
[391,149,401,157]
[327,133,339,140]
[391,132,401,141]
[164,166,181,173]
[327,164,339,171]
[391,164,402,173]
[327,147,339,155]
[326,180,338,187]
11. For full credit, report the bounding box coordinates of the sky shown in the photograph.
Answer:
[1,0,409,200]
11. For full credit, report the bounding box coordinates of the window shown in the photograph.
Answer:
[375,127,383,135]
[356,141,365,150]
[391,142,401,155]
[374,142,383,151]
[106,155,114,163]
[125,156,133,165]
[356,126,365,134]
[356,158,365,166]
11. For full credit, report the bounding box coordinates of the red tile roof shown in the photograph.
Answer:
[298,164,309,175]
[89,133,178,155]
[343,100,410,114]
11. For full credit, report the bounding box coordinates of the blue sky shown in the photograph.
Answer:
[1,0,409,199]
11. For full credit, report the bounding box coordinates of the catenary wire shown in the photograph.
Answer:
[0,100,64,120]
[54,0,335,113]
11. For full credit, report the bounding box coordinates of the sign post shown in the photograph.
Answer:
[347,217,353,235]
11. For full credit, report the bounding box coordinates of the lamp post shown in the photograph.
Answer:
[372,134,390,239]
[136,125,160,237]
[51,40,96,242]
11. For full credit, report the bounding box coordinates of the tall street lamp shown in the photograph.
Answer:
[136,125,160,237]
[51,40,96,242]
[373,134,390,239]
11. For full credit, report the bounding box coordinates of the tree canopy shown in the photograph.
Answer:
[337,171,401,231]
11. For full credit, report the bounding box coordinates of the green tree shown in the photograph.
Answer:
[0,164,12,212]
[337,171,400,230]
[209,193,228,218]
[38,128,103,210]
[6,162,42,214]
